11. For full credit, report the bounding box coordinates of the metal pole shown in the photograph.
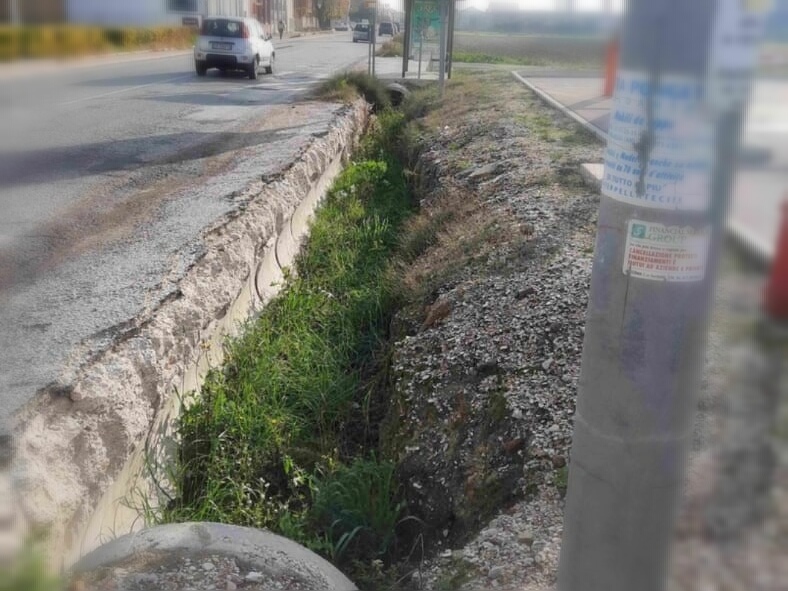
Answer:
[418,32,423,80]
[438,0,447,96]
[10,0,19,26]
[556,0,765,590]
[371,2,377,77]
[368,22,372,75]
[446,0,455,80]
[402,0,412,78]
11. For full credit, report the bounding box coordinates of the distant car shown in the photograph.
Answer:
[379,21,394,36]
[353,23,370,43]
[334,22,349,31]
[194,16,275,79]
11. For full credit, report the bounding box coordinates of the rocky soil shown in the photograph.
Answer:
[73,553,331,591]
[383,71,788,590]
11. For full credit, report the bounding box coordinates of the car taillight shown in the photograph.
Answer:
[241,23,250,38]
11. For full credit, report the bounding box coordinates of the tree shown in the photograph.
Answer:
[313,0,349,29]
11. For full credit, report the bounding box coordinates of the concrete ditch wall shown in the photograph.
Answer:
[10,99,370,569]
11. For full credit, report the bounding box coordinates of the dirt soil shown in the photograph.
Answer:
[386,70,788,590]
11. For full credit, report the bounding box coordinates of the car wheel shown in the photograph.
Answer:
[248,56,259,80]
[265,54,274,75]
[195,61,207,76]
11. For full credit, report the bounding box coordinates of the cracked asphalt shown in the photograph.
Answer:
[0,32,379,439]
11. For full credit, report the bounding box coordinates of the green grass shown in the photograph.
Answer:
[160,112,417,584]
[555,466,569,497]
[310,458,405,564]
[0,545,61,591]
[452,51,546,66]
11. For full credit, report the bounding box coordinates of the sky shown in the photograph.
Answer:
[383,0,625,14]
[468,0,624,11]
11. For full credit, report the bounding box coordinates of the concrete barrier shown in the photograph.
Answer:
[10,100,370,569]
[71,522,357,591]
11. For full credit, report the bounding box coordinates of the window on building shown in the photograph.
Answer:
[169,0,198,12]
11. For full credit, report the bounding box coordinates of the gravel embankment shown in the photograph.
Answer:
[391,71,786,591]
[386,71,602,590]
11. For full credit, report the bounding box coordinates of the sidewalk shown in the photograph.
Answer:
[515,71,787,264]
[373,54,438,81]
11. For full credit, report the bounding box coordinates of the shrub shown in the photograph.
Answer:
[0,25,194,62]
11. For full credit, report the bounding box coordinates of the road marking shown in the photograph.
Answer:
[57,73,194,106]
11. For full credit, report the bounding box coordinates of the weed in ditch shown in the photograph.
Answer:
[314,71,392,111]
[155,112,421,587]
[310,458,404,565]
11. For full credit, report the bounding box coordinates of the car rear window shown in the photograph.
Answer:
[202,19,244,38]
[355,24,369,31]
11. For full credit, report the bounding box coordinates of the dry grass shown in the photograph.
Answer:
[421,71,495,125]
[453,32,606,68]
[376,34,404,58]
[397,185,508,304]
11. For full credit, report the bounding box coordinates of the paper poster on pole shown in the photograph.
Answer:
[623,220,710,282]
[706,0,771,112]
[602,70,714,211]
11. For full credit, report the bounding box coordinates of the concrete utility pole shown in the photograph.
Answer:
[557,1,767,590]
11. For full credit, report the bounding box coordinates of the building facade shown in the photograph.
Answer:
[1,0,66,23]
[65,0,257,27]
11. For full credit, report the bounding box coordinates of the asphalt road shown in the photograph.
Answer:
[0,32,379,438]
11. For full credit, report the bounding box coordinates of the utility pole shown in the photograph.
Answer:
[557,1,769,591]
[10,0,19,26]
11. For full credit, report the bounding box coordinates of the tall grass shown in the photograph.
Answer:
[161,112,415,578]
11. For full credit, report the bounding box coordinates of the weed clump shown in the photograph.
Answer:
[376,34,404,58]
[314,71,392,111]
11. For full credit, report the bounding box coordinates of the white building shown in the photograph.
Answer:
[66,0,258,27]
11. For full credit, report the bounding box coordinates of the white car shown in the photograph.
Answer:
[194,17,275,79]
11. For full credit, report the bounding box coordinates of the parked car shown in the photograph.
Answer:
[378,21,394,36]
[194,17,274,79]
[334,21,349,31]
[352,23,370,43]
